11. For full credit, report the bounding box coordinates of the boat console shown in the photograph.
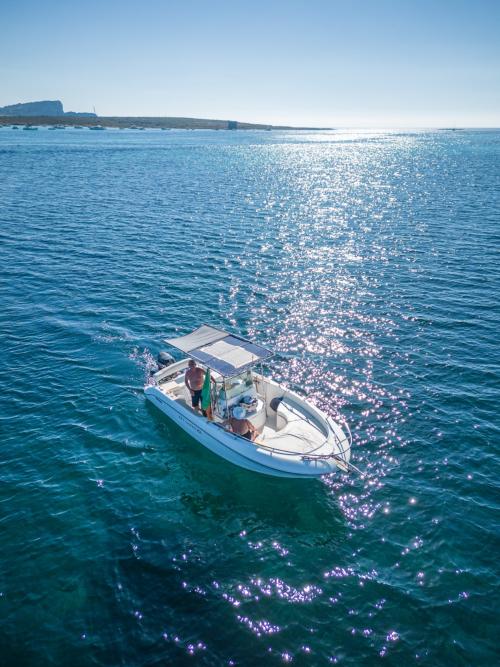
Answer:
[213,370,266,429]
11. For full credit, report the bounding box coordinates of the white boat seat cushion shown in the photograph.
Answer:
[276,400,302,430]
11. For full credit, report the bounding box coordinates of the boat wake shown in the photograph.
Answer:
[129,346,157,386]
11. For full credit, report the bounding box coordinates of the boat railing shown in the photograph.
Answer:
[278,398,352,464]
[253,377,352,464]
[285,398,352,458]
[212,408,349,464]
[327,413,352,461]
[212,421,330,458]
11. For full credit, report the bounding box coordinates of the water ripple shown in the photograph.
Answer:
[0,128,498,666]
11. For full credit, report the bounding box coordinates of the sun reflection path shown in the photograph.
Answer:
[219,138,418,524]
[202,134,445,660]
[130,131,484,664]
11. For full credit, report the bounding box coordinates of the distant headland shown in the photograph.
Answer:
[0,99,329,130]
[0,100,96,117]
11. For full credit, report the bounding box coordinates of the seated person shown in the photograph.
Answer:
[227,406,258,441]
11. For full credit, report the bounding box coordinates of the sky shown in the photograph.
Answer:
[1,0,499,127]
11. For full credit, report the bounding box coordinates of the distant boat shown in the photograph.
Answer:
[49,125,65,130]
[23,125,38,131]
[89,125,106,130]
[73,125,84,129]
[12,125,19,130]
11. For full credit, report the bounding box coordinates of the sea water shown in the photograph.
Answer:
[0,127,498,666]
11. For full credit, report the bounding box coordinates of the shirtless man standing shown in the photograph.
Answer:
[185,359,206,413]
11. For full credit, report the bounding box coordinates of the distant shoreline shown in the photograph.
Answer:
[0,115,331,131]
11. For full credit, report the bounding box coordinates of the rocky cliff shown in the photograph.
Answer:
[0,100,96,117]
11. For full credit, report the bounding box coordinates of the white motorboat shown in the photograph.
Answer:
[145,325,352,479]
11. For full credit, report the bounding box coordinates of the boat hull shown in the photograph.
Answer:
[145,385,345,479]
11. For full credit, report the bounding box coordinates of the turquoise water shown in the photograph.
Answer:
[0,127,498,666]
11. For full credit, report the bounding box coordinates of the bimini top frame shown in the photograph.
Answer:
[165,324,273,378]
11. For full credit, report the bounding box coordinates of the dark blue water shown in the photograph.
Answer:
[1,127,498,666]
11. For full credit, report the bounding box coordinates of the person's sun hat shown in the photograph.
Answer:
[232,406,246,420]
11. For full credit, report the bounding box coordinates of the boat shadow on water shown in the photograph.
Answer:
[145,401,347,538]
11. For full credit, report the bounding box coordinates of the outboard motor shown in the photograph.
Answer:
[157,351,175,370]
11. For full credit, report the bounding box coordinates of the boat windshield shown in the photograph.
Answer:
[213,369,256,419]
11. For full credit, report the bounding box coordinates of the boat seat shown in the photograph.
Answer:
[261,400,329,454]
[276,400,302,431]
[261,418,325,455]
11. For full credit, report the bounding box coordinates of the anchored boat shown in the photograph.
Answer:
[145,325,352,479]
